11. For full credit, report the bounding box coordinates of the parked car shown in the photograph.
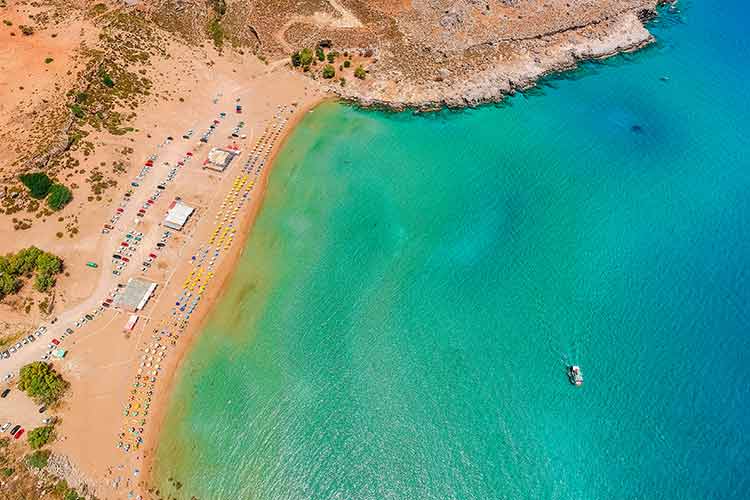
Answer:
[14,428,24,439]
[51,339,60,346]
[66,328,74,334]
[9,425,20,435]
[0,422,10,432]
[38,405,46,414]
[1,388,10,398]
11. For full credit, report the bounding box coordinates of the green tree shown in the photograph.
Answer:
[299,48,313,68]
[291,51,301,67]
[354,65,366,79]
[343,59,351,68]
[0,273,20,299]
[326,51,336,63]
[315,46,325,61]
[34,272,55,292]
[47,184,72,210]
[322,64,335,79]
[27,426,55,449]
[19,172,53,199]
[25,449,51,469]
[18,362,68,405]
[36,252,62,275]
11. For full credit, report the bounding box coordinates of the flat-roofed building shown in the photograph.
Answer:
[206,147,239,172]
[114,277,157,312]
[164,200,195,231]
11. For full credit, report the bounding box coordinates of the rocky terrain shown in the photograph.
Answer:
[137,0,663,108]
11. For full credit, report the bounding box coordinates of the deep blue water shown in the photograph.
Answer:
[155,2,750,499]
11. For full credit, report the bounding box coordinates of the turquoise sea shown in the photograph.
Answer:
[154,2,750,499]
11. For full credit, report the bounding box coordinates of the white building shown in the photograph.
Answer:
[164,200,195,231]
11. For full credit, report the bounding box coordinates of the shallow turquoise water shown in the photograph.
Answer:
[154,2,750,499]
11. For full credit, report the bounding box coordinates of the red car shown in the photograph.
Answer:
[122,257,130,262]
[186,152,193,157]
[145,160,154,166]
[14,428,24,439]
[177,161,184,166]
[148,253,157,259]
[51,339,60,346]
[116,208,124,213]
[121,242,129,247]
[146,199,154,205]
[104,224,114,230]
[105,298,113,304]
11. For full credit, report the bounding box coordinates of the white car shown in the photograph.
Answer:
[0,422,10,432]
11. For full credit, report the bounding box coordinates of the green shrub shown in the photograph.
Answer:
[322,64,335,79]
[47,184,72,210]
[19,172,53,199]
[101,73,115,88]
[44,57,53,64]
[343,59,351,68]
[91,3,107,15]
[316,46,325,61]
[25,449,51,469]
[299,48,313,68]
[326,51,335,63]
[70,104,84,119]
[354,66,366,80]
[208,18,224,49]
[27,426,55,449]
[1,467,13,477]
[291,51,301,67]
[18,362,68,405]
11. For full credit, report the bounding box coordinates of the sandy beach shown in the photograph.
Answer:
[48,90,325,499]
[0,12,325,495]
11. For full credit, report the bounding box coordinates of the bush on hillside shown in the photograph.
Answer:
[322,64,335,79]
[27,426,55,449]
[354,66,366,80]
[291,51,301,67]
[25,449,50,469]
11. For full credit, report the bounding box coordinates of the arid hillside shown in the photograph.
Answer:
[140,0,661,107]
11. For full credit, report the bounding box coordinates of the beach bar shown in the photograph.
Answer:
[163,200,195,231]
[114,277,157,312]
